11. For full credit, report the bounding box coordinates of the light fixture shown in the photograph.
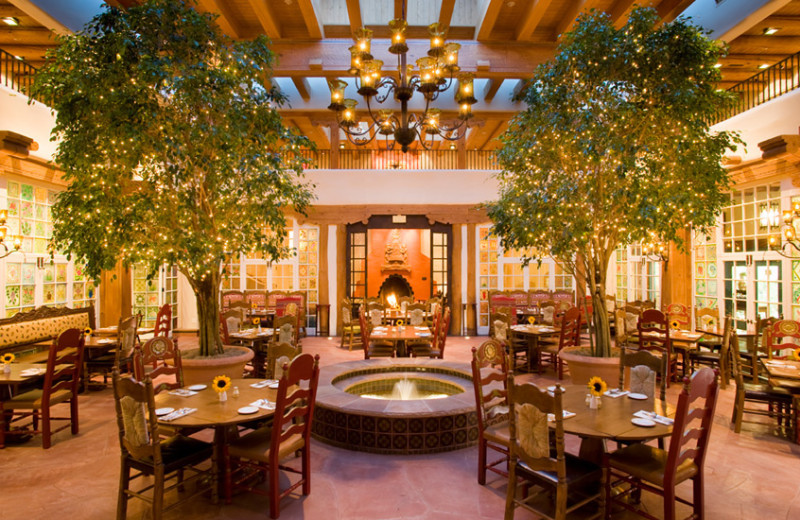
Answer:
[770,200,800,257]
[0,209,22,259]
[759,63,770,70]
[763,27,779,35]
[713,62,723,68]
[327,0,477,153]
[1,16,19,26]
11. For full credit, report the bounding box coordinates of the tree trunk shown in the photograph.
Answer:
[586,251,612,357]
[194,271,223,357]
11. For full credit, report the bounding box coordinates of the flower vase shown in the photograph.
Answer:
[218,391,228,403]
[589,395,601,409]
[257,324,262,333]
[3,363,10,375]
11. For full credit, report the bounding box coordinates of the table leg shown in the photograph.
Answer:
[578,437,605,466]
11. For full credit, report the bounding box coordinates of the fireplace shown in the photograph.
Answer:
[378,274,413,307]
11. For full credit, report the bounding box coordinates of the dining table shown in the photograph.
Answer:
[227,328,276,378]
[760,358,800,443]
[369,325,432,357]
[0,362,67,446]
[154,378,279,494]
[550,383,675,464]
[509,324,560,373]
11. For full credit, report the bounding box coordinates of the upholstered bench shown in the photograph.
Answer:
[0,306,96,361]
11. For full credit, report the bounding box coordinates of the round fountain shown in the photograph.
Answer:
[312,358,479,454]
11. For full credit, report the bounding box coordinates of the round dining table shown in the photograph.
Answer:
[551,384,675,463]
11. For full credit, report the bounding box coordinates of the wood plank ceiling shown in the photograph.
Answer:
[0,0,798,151]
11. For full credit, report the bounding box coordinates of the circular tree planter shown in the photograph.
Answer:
[558,346,620,386]
[180,345,254,386]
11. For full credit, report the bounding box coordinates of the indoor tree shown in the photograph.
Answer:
[486,7,740,357]
[32,0,314,356]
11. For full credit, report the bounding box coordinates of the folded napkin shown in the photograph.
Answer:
[538,327,554,332]
[168,389,198,397]
[510,325,524,331]
[250,379,278,389]
[415,327,429,330]
[96,338,114,344]
[417,332,432,337]
[547,410,576,422]
[20,368,46,377]
[250,399,276,410]
[604,388,630,398]
[633,410,673,426]
[372,332,387,336]
[161,407,197,422]
[373,326,388,330]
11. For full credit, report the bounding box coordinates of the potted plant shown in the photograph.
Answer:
[486,8,740,382]
[33,0,314,380]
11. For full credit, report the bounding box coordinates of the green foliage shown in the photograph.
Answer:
[487,8,740,356]
[32,0,315,355]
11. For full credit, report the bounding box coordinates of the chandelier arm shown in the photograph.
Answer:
[373,77,398,104]
[343,128,380,146]
[413,124,433,151]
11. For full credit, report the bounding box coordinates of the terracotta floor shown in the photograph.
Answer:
[2,335,800,519]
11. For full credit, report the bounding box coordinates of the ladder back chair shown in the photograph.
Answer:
[133,336,183,394]
[470,340,510,485]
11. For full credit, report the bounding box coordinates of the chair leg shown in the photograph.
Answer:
[117,459,130,520]
[0,408,6,449]
[478,437,487,485]
[71,397,80,435]
[152,466,165,520]
[269,455,281,519]
[504,460,517,520]
[42,407,51,449]
[733,395,744,433]
[693,473,704,519]
[663,485,676,520]
[302,444,311,495]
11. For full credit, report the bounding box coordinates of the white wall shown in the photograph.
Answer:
[0,85,58,161]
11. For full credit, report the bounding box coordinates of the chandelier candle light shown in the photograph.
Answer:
[0,209,22,259]
[327,2,477,152]
[769,200,800,257]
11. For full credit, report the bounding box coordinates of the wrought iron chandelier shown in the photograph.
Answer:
[0,209,22,259]
[327,1,477,153]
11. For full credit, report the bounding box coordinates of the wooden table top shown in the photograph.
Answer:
[0,363,54,385]
[761,359,800,381]
[555,384,674,442]
[228,328,275,342]
[154,378,278,428]
[31,336,119,350]
[94,326,154,336]
[510,324,560,336]
[370,326,431,342]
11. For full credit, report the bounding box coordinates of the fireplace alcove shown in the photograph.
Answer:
[378,274,414,307]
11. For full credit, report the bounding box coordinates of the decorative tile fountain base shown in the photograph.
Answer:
[312,358,479,455]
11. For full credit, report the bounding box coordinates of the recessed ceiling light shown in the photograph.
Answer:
[713,63,723,68]
[339,143,345,149]
[759,63,770,69]
[449,143,456,150]
[763,27,779,35]
[1,16,19,26]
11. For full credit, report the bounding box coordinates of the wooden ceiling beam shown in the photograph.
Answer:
[608,0,637,27]
[482,78,503,102]
[475,0,504,41]
[554,0,604,40]
[196,0,242,39]
[751,15,800,33]
[298,0,324,39]
[0,27,55,44]
[516,0,553,41]
[345,0,362,36]
[6,0,70,35]
[722,54,789,68]
[245,0,280,39]
[439,0,456,37]
[394,0,403,20]
[484,121,508,149]
[655,0,696,25]
[292,76,312,102]
[294,116,330,149]
[470,119,503,150]
[729,35,800,54]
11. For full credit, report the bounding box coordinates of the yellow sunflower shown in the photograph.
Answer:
[669,320,680,330]
[1,352,15,364]
[396,319,404,326]
[587,376,607,397]
[528,316,536,325]
[212,375,232,393]
[84,327,93,336]
[252,317,261,326]
[793,347,800,361]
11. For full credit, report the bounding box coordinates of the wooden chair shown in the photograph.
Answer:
[740,316,777,382]
[614,308,629,349]
[272,314,299,347]
[663,303,690,328]
[618,346,667,402]
[288,291,307,338]
[339,300,362,351]
[605,368,719,520]
[359,308,394,359]
[470,340,510,485]
[426,296,443,326]
[113,370,215,519]
[689,316,732,389]
[133,337,183,394]
[765,319,800,360]
[505,378,603,520]
[729,331,795,439]
[540,306,581,380]
[0,328,85,449]
[398,295,413,314]
[266,341,300,380]
[637,309,678,386]
[694,307,722,351]
[411,306,450,359]
[224,353,320,519]
[85,314,140,390]
[153,303,172,338]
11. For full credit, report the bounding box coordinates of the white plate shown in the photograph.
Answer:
[627,393,648,400]
[238,406,258,415]
[188,384,207,391]
[267,382,280,389]
[546,385,564,393]
[631,417,656,427]
[155,407,175,416]
[20,368,44,377]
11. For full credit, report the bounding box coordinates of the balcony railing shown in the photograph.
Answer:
[0,48,40,103]
[295,149,498,170]
[715,50,800,124]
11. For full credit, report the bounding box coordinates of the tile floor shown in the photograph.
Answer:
[1,335,799,519]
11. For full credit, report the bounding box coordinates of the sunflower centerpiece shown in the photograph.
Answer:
[1,352,14,374]
[253,316,261,333]
[528,316,536,326]
[793,347,800,362]
[587,376,607,409]
[396,319,404,331]
[213,375,232,402]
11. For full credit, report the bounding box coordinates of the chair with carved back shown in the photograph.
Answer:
[360,308,394,359]
[219,309,246,345]
[406,302,433,353]
[0,328,85,449]
[133,337,183,394]
[729,330,795,439]
[221,290,245,312]
[664,303,693,377]
[505,377,603,520]
[637,309,678,386]
[288,291,307,338]
[224,354,320,519]
[398,296,413,315]
[766,319,800,360]
[266,341,300,380]
[541,306,582,380]
[426,296,443,326]
[113,370,216,519]
[551,289,575,306]
[471,340,511,485]
[605,368,719,520]
[85,314,140,390]
[272,314,299,347]
[339,299,362,351]
[619,346,667,402]
[153,303,172,339]
[366,301,385,325]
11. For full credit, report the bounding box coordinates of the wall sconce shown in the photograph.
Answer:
[0,209,22,259]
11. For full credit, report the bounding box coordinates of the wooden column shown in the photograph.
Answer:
[663,228,692,308]
[457,135,466,170]
[451,224,463,335]
[318,222,330,316]
[466,223,477,335]
[329,125,340,170]
[336,224,347,333]
[100,261,130,328]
